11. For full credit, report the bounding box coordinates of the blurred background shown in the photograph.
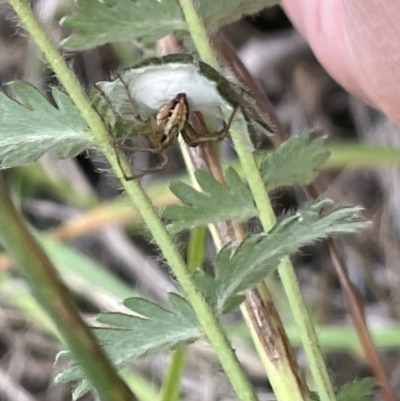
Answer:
[1,1,400,400]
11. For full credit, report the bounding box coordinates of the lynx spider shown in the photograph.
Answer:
[96,75,239,180]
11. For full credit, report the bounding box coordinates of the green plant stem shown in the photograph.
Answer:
[178,0,218,67]
[187,227,207,273]
[7,1,259,400]
[158,227,204,401]
[233,137,336,401]
[178,1,336,400]
[159,348,187,401]
[121,370,159,401]
[0,178,133,401]
[326,142,400,168]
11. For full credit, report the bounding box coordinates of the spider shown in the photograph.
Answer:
[95,76,239,180]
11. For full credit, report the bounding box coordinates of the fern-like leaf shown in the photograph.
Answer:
[199,0,279,33]
[195,199,369,312]
[56,200,368,397]
[0,82,91,168]
[56,294,201,399]
[336,378,376,401]
[61,0,279,50]
[60,0,185,50]
[259,130,331,190]
[162,131,332,234]
[162,168,256,234]
[311,378,376,401]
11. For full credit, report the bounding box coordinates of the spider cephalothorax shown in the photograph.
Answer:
[154,92,188,148]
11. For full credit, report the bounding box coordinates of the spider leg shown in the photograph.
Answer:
[121,151,169,181]
[94,83,124,126]
[182,102,240,147]
[117,73,144,123]
[112,135,170,180]
[93,83,139,180]
[115,141,163,154]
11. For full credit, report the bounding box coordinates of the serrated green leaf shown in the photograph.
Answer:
[56,293,202,399]
[199,0,280,34]
[259,131,331,190]
[162,168,256,234]
[195,199,369,312]
[60,0,279,51]
[60,0,186,50]
[0,82,92,168]
[336,378,376,401]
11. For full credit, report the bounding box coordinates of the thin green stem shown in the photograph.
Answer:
[230,87,336,401]
[159,348,187,401]
[178,1,336,400]
[158,227,205,401]
[7,1,259,400]
[326,142,400,168]
[178,0,218,68]
[187,227,207,273]
[230,131,335,401]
